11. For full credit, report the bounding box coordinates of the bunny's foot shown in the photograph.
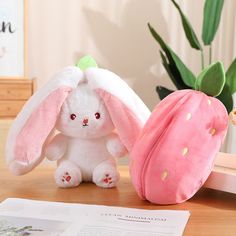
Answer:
[93,160,120,188]
[55,161,82,188]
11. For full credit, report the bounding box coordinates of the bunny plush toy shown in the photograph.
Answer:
[5,56,150,188]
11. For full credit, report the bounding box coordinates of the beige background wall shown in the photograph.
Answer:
[27,0,236,153]
[28,0,236,109]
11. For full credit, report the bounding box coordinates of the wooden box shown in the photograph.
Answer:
[0,79,36,118]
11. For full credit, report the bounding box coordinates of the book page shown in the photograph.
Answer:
[0,198,190,236]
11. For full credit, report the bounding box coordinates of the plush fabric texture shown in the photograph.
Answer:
[45,133,68,161]
[106,133,127,158]
[130,90,228,204]
[96,89,144,152]
[6,67,83,175]
[15,87,71,163]
[85,68,150,126]
[6,66,151,188]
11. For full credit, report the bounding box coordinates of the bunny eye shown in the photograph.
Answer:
[70,114,76,120]
[95,112,100,119]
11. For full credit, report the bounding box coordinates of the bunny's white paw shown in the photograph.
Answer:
[55,161,82,188]
[93,161,120,188]
[106,134,127,158]
[45,134,67,161]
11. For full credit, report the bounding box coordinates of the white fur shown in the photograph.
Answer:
[6,66,151,187]
[56,84,114,139]
[6,67,83,167]
[106,133,128,158]
[86,68,150,124]
[46,83,125,188]
[45,134,67,161]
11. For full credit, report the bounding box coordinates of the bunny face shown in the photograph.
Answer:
[56,83,115,139]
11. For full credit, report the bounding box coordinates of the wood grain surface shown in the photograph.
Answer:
[0,166,235,236]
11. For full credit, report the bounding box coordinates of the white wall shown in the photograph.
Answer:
[28,0,236,152]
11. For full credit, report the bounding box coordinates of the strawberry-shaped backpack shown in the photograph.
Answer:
[130,62,229,204]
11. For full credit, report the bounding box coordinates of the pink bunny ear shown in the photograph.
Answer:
[85,68,151,152]
[6,67,83,175]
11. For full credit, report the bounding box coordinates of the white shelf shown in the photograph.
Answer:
[204,152,236,194]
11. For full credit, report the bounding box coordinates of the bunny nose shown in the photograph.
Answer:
[83,118,89,125]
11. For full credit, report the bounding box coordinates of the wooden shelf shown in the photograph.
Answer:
[0,78,36,118]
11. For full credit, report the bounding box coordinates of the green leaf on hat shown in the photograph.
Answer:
[195,61,225,97]
[76,55,98,71]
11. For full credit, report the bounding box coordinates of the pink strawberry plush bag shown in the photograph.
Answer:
[130,62,229,204]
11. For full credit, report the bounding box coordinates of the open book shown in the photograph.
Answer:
[0,198,190,236]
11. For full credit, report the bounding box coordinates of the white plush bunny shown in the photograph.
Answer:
[6,56,150,188]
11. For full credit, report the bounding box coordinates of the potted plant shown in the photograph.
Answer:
[148,0,235,114]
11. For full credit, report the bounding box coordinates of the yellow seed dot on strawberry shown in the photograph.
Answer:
[161,170,168,181]
[182,147,188,156]
[186,113,192,121]
[210,128,216,136]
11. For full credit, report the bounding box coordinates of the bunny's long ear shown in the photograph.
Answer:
[6,67,83,175]
[86,68,151,152]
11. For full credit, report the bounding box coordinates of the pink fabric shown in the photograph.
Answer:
[130,90,228,204]
[96,89,142,152]
[14,87,72,164]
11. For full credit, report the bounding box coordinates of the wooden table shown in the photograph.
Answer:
[0,166,235,236]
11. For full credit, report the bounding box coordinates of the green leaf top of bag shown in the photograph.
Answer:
[195,61,225,97]
[171,0,202,50]
[76,55,98,71]
[202,0,224,45]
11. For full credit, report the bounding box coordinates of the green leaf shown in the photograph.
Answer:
[226,58,236,94]
[148,23,170,57]
[202,0,224,45]
[195,61,225,96]
[170,0,202,50]
[148,23,196,88]
[156,86,175,100]
[216,84,233,114]
[76,55,98,71]
[169,49,196,88]
[160,51,188,90]
[195,65,209,90]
